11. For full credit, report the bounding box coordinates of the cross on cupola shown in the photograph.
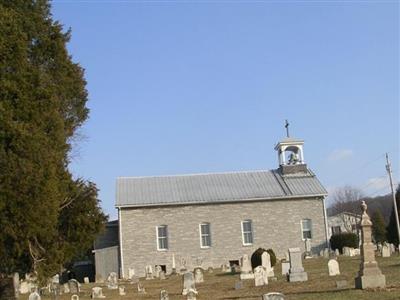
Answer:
[274,120,308,174]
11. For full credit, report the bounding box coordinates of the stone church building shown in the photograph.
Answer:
[115,137,328,278]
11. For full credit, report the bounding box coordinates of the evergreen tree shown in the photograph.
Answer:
[387,185,400,246]
[0,0,106,284]
[371,209,387,244]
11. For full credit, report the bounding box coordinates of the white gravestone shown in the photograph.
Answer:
[91,287,106,298]
[194,268,204,283]
[281,261,290,276]
[145,265,154,280]
[186,289,198,300]
[83,277,89,284]
[382,244,390,257]
[154,265,162,278]
[28,291,41,300]
[342,247,351,256]
[254,266,268,286]
[240,254,254,280]
[328,259,340,276]
[118,285,126,296]
[288,248,308,282]
[63,283,70,293]
[137,282,146,294]
[128,268,135,280]
[106,272,118,289]
[159,271,166,280]
[182,272,196,296]
[68,279,80,294]
[262,292,285,300]
[71,295,79,300]
[160,289,169,300]
[304,239,312,258]
[20,281,29,294]
[261,251,274,277]
[335,249,340,256]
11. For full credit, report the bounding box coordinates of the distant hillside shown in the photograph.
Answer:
[327,193,394,224]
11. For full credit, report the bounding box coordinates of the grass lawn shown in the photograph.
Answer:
[40,255,399,300]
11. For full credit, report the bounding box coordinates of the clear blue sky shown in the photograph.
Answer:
[52,0,399,220]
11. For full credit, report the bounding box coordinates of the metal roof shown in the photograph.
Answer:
[115,169,327,208]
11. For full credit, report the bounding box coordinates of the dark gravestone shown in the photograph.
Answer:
[0,276,18,300]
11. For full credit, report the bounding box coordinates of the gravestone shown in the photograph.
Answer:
[118,285,126,296]
[194,268,204,283]
[342,247,351,256]
[145,265,154,280]
[281,261,290,276]
[323,248,330,258]
[254,266,268,286]
[319,249,324,257]
[262,292,285,300]
[261,251,274,277]
[288,248,308,282]
[70,295,79,300]
[348,247,355,257]
[182,272,196,296]
[328,259,340,276]
[159,271,166,280]
[128,268,135,280]
[106,272,118,289]
[68,279,80,294]
[234,281,243,290]
[382,244,390,257]
[154,265,162,278]
[20,281,29,294]
[91,287,106,298]
[353,248,360,256]
[389,243,395,254]
[304,238,312,258]
[224,264,231,273]
[355,201,386,289]
[334,249,340,256]
[171,254,177,274]
[12,273,19,299]
[240,254,254,280]
[180,258,188,274]
[186,289,198,300]
[28,291,41,300]
[63,283,70,293]
[207,267,213,274]
[83,277,89,284]
[160,289,169,300]
[137,282,146,294]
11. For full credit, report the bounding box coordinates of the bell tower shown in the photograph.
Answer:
[274,120,308,174]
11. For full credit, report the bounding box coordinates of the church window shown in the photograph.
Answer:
[242,220,254,245]
[157,225,168,250]
[199,223,211,248]
[301,219,312,239]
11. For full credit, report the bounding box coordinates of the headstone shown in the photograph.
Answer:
[154,265,162,278]
[319,249,324,257]
[281,261,290,276]
[304,238,312,258]
[63,283,70,293]
[221,264,227,272]
[118,285,126,296]
[207,267,213,274]
[20,281,29,294]
[182,272,196,295]
[240,254,254,280]
[83,277,89,284]
[262,292,285,300]
[70,295,79,300]
[68,279,80,294]
[254,266,268,286]
[348,247,355,257]
[128,268,135,279]
[91,287,106,298]
[145,265,154,280]
[334,249,340,256]
[389,243,395,254]
[186,289,198,300]
[342,247,351,256]
[355,201,386,289]
[382,244,390,257]
[224,264,231,273]
[234,281,243,290]
[194,268,204,283]
[261,251,274,277]
[137,282,146,294]
[288,248,308,282]
[28,291,41,300]
[160,289,169,300]
[171,254,176,274]
[336,280,348,289]
[353,248,360,256]
[323,248,329,258]
[106,272,118,289]
[328,259,340,276]
[180,258,188,274]
[159,271,166,280]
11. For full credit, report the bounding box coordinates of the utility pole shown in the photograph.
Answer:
[386,153,400,246]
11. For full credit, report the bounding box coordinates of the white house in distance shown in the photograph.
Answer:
[115,135,329,278]
[328,212,361,239]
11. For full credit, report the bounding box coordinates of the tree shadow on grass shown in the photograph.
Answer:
[220,288,354,299]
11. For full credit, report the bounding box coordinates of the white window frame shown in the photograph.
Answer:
[199,223,211,248]
[156,225,168,251]
[301,219,312,240]
[241,220,254,246]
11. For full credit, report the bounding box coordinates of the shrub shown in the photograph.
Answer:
[250,248,277,269]
[330,232,359,253]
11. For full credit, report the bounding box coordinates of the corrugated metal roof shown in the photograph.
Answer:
[116,169,327,207]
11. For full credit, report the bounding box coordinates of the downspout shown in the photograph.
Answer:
[322,197,330,249]
[118,207,125,279]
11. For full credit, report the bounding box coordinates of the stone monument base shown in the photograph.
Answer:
[289,271,308,282]
[355,274,386,289]
[240,273,255,280]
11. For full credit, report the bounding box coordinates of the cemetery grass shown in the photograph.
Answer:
[42,256,399,300]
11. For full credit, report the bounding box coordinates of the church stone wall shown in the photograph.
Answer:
[119,197,327,277]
